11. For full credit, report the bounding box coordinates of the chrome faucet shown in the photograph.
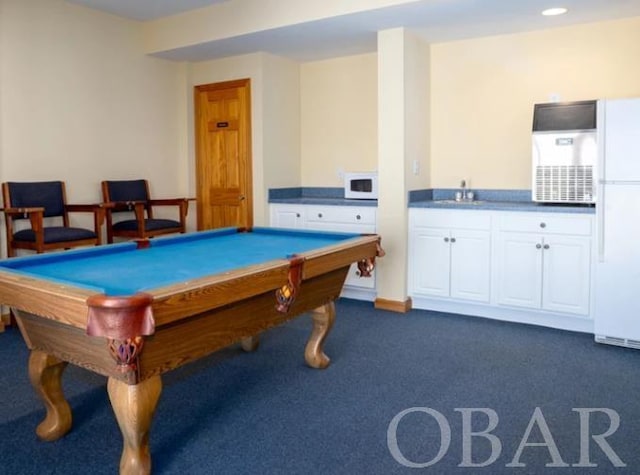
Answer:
[460,179,467,200]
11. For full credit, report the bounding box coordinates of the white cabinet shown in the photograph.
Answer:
[410,227,450,297]
[269,203,377,296]
[494,213,592,316]
[304,205,376,232]
[494,232,541,309]
[270,204,305,229]
[409,209,491,303]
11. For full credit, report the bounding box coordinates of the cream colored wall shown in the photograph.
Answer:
[0,0,187,201]
[261,54,301,194]
[430,16,640,190]
[188,52,300,226]
[0,0,189,251]
[300,53,377,186]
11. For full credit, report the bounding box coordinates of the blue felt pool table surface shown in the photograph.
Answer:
[0,227,363,296]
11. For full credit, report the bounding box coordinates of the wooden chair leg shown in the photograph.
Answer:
[1,309,15,329]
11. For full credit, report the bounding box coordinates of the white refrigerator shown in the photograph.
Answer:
[594,97,640,347]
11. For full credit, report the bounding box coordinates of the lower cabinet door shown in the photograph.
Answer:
[410,227,451,298]
[270,205,304,229]
[541,236,591,315]
[495,232,543,309]
[449,229,491,302]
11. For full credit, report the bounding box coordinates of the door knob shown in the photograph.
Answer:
[239,195,246,201]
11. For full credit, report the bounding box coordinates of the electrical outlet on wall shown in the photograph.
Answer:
[549,93,562,102]
[412,160,420,175]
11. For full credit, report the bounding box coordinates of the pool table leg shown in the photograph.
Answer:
[108,375,162,475]
[28,350,72,441]
[304,301,336,369]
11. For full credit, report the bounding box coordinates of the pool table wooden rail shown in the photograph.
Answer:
[0,271,93,328]
[0,234,380,330]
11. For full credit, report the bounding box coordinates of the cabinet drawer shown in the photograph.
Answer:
[409,208,491,230]
[305,206,376,225]
[496,213,593,236]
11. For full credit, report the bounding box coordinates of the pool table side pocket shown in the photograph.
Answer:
[301,236,380,280]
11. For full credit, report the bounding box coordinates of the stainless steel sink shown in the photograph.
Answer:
[433,200,486,205]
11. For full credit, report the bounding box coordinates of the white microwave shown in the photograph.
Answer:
[344,172,378,200]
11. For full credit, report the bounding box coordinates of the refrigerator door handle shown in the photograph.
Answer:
[597,100,606,262]
[597,185,605,262]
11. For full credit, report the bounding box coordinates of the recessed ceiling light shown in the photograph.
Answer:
[542,7,568,16]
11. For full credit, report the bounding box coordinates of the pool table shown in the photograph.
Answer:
[0,227,383,474]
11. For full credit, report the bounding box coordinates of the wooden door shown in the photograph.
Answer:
[194,79,252,230]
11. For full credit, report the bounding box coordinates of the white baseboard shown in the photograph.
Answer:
[411,296,594,334]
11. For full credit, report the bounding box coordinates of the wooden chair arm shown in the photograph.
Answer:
[1,207,45,233]
[148,198,190,206]
[148,198,195,218]
[2,206,45,217]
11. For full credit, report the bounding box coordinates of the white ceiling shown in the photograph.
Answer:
[66,0,640,62]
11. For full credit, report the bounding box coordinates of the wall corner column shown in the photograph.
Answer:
[375,28,430,312]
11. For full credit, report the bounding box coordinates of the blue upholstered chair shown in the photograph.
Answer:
[101,179,191,243]
[2,181,107,257]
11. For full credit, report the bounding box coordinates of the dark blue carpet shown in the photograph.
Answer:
[2,299,640,474]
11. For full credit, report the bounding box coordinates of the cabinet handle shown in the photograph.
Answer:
[540,222,546,228]
[444,237,450,242]
[536,243,542,249]
[543,244,550,250]
[318,213,323,218]
[356,215,361,220]
[450,237,456,243]
[296,213,300,218]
